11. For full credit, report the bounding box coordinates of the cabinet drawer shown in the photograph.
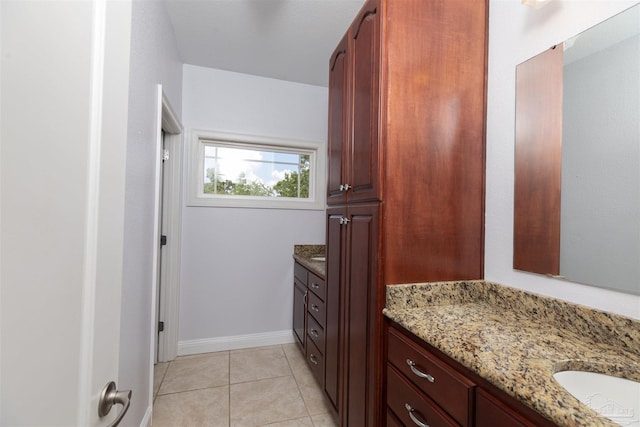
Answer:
[306,338,325,386]
[388,327,474,426]
[308,272,326,301]
[476,389,537,427]
[307,290,326,326]
[386,408,403,427]
[387,365,459,427]
[307,315,325,353]
[294,262,308,284]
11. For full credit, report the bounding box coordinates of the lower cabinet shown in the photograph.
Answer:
[292,279,306,352]
[292,261,329,389]
[327,204,381,425]
[476,388,538,427]
[386,324,558,427]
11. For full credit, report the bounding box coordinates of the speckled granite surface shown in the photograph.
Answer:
[384,281,640,427]
[293,245,325,278]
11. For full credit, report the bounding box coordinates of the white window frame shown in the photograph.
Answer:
[188,129,326,210]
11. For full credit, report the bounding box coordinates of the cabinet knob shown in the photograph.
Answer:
[339,217,351,225]
[310,328,319,338]
[404,404,430,427]
[406,359,435,383]
[339,183,352,192]
[309,354,318,365]
[311,304,320,312]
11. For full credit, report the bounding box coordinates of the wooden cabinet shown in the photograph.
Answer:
[325,204,380,418]
[387,327,474,426]
[293,262,308,351]
[327,2,380,206]
[476,389,539,427]
[325,0,488,425]
[327,34,348,206]
[292,261,329,388]
[292,277,306,352]
[387,324,559,427]
[306,270,327,386]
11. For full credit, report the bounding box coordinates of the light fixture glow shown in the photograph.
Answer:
[521,0,552,9]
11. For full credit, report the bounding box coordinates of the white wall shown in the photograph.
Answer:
[486,0,640,319]
[179,65,326,351]
[119,1,183,425]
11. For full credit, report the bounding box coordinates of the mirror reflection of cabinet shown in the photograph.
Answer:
[514,46,563,276]
[513,4,640,295]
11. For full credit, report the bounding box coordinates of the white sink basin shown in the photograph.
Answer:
[553,370,640,426]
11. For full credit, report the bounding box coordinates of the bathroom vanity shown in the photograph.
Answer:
[383,281,640,427]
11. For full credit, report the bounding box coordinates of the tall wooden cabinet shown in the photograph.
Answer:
[324,0,488,426]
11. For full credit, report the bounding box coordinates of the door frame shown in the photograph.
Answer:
[150,85,183,372]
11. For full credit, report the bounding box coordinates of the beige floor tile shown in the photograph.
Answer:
[260,417,314,426]
[159,352,229,395]
[283,343,308,375]
[230,346,292,384]
[177,350,229,360]
[153,386,230,427]
[230,376,308,426]
[154,362,170,397]
[231,344,282,354]
[310,412,339,427]
[293,369,335,416]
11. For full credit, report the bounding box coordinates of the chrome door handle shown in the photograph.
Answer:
[309,354,318,365]
[406,359,435,383]
[98,381,132,427]
[405,403,430,427]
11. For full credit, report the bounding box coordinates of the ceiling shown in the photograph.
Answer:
[164,0,366,87]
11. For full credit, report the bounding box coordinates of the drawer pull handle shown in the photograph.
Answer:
[311,283,320,289]
[404,403,429,427]
[406,359,435,383]
[311,304,320,312]
[309,354,318,365]
[310,329,319,338]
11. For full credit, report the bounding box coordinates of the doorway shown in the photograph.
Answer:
[151,85,183,367]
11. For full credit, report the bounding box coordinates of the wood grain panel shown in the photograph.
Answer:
[476,388,537,427]
[348,0,380,203]
[325,208,347,411]
[343,204,380,427]
[382,0,487,284]
[327,36,349,205]
[514,46,563,275]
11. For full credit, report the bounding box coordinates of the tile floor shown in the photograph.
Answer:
[152,343,340,427]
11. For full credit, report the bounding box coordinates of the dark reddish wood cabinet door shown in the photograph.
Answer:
[325,207,347,411]
[348,0,380,204]
[327,36,349,205]
[514,46,563,276]
[343,204,380,427]
[476,389,537,427]
[293,279,306,352]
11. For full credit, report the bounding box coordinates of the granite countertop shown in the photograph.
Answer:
[383,281,640,427]
[292,244,325,278]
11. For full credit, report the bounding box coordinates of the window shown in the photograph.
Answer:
[188,130,325,209]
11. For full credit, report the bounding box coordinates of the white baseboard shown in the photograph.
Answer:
[178,330,296,356]
[140,405,152,427]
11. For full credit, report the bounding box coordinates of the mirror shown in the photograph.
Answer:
[514,4,640,295]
